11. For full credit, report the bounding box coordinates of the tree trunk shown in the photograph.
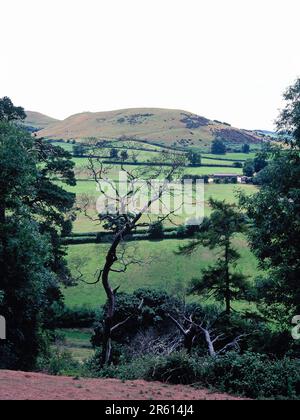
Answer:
[100,266,116,366]
[100,230,124,367]
[224,242,231,316]
[183,327,197,354]
[101,318,113,365]
[202,328,216,357]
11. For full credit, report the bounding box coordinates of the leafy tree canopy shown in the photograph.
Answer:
[0,96,26,122]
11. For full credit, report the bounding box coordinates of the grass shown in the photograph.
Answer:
[64,235,259,309]
[183,166,242,175]
[56,329,94,362]
[203,152,257,161]
[58,181,256,233]
[201,158,240,166]
[59,152,259,310]
[71,157,244,180]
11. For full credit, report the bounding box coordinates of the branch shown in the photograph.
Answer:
[111,298,144,333]
[168,314,188,337]
[217,334,249,355]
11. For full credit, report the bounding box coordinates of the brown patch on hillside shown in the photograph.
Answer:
[0,370,246,400]
[24,111,60,130]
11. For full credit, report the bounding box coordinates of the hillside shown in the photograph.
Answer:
[35,108,263,147]
[0,370,245,400]
[24,111,60,131]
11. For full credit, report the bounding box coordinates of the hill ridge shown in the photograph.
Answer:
[29,107,263,148]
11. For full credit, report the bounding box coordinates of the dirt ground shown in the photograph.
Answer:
[0,370,245,400]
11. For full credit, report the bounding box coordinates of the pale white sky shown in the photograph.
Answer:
[1,0,299,130]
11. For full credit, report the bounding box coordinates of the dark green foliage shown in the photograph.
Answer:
[242,144,250,154]
[240,79,300,319]
[0,99,76,369]
[243,153,268,177]
[253,154,268,173]
[110,148,119,159]
[195,352,300,400]
[120,150,129,161]
[37,348,82,376]
[0,217,56,370]
[148,221,164,239]
[92,289,181,348]
[72,143,88,156]
[47,306,97,329]
[277,78,300,147]
[33,141,76,285]
[179,199,250,314]
[91,351,300,399]
[241,150,300,318]
[149,351,198,385]
[211,139,227,155]
[0,97,26,122]
[243,159,255,176]
[187,151,201,165]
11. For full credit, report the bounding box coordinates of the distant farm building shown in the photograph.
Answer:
[213,173,239,181]
[211,174,251,184]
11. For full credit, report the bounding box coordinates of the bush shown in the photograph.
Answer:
[211,139,227,155]
[37,348,81,376]
[198,352,300,400]
[164,231,178,239]
[242,144,250,154]
[148,222,164,240]
[148,351,197,385]
[92,289,181,348]
[62,236,97,245]
[91,351,300,399]
[91,354,159,381]
[48,306,97,329]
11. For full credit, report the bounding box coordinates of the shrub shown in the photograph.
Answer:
[91,351,300,399]
[164,231,178,239]
[92,289,181,348]
[48,306,97,329]
[177,225,188,238]
[148,222,164,240]
[197,352,300,400]
[37,348,81,376]
[90,354,159,381]
[242,144,250,154]
[148,351,197,385]
[211,139,227,155]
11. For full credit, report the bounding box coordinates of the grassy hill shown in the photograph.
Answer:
[24,111,60,131]
[35,108,263,148]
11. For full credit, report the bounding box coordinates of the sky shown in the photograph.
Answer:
[1,0,299,130]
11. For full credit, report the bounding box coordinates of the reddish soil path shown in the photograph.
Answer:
[0,370,245,400]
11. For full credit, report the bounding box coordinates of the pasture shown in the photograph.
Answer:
[60,144,259,309]
[64,235,259,309]
[58,180,257,233]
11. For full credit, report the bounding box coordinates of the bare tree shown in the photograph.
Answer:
[83,143,187,365]
[127,329,182,358]
[169,313,248,357]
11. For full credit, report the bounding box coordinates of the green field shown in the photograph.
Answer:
[50,139,259,162]
[55,329,94,362]
[58,181,257,233]
[202,152,257,161]
[71,158,243,180]
[60,150,259,309]
[64,235,259,309]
